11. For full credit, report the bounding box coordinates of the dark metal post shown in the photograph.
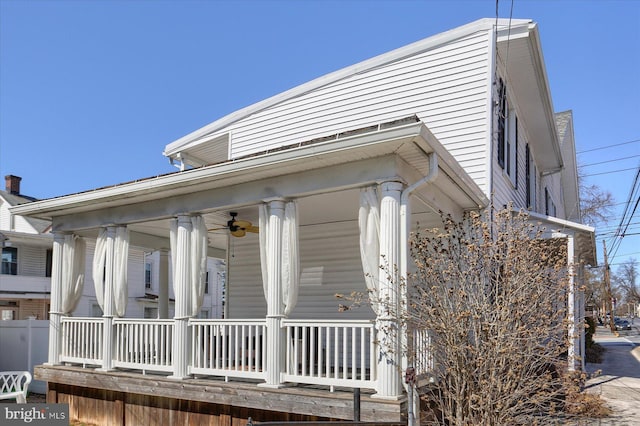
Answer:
[353,388,361,421]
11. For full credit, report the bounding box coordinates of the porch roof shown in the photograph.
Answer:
[10,117,488,250]
[527,210,597,267]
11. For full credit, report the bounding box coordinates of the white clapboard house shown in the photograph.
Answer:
[13,18,596,424]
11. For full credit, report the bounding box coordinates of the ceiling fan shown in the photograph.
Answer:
[209,212,259,237]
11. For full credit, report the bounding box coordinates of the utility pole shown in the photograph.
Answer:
[603,240,617,335]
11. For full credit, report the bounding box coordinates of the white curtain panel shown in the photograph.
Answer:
[359,186,381,314]
[113,226,129,317]
[169,216,208,317]
[92,228,108,311]
[282,201,300,316]
[60,234,86,314]
[259,201,300,315]
[259,204,269,301]
[190,215,208,316]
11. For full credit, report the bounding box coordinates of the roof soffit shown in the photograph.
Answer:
[497,22,563,173]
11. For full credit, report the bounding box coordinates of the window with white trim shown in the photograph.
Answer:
[526,144,537,210]
[1,247,17,275]
[144,260,152,289]
[497,78,518,187]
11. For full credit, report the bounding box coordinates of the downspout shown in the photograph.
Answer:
[400,152,438,426]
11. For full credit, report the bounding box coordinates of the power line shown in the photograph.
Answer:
[577,138,640,154]
[581,153,640,168]
[582,166,638,178]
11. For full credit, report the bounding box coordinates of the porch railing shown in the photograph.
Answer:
[282,319,377,390]
[60,317,103,367]
[413,327,435,383]
[56,317,380,390]
[113,318,174,373]
[189,319,267,380]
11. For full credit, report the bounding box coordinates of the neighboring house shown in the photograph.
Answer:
[0,175,52,320]
[12,19,596,424]
[1,175,224,322]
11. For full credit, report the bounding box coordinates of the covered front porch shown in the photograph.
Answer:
[14,118,488,422]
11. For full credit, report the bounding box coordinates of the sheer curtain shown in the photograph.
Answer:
[359,186,380,314]
[259,201,300,315]
[113,227,129,317]
[92,228,108,311]
[169,216,208,317]
[282,201,299,315]
[190,216,208,316]
[60,234,86,315]
[91,227,129,316]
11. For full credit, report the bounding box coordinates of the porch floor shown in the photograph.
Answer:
[35,365,407,422]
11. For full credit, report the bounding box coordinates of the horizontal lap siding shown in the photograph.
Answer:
[224,31,491,193]
[229,221,373,320]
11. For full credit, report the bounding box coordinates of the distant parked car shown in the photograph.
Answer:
[615,319,632,330]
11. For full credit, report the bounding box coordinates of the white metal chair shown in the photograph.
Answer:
[0,371,32,403]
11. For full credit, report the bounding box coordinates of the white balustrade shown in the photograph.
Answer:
[60,317,104,367]
[57,317,383,391]
[113,319,174,373]
[282,319,377,390]
[412,327,435,383]
[189,319,267,380]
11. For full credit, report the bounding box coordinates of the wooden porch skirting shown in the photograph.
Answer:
[35,365,407,426]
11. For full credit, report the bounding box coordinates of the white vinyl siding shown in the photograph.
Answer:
[228,220,373,321]
[220,30,492,193]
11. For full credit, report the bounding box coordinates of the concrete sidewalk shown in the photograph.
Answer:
[583,325,640,425]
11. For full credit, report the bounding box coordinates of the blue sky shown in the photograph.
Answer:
[1,0,638,269]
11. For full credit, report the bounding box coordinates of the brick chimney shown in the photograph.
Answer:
[5,175,22,195]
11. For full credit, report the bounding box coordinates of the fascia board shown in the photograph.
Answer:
[164,18,504,157]
[526,210,595,234]
[11,122,427,220]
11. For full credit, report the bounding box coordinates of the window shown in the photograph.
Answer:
[205,271,210,294]
[497,78,518,187]
[1,247,17,275]
[497,78,506,169]
[545,187,557,217]
[145,261,152,289]
[525,144,537,210]
[45,249,53,277]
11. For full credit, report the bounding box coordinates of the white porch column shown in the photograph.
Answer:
[567,234,578,371]
[170,215,192,379]
[158,249,170,319]
[374,181,403,399]
[261,200,286,388]
[46,232,66,365]
[99,226,117,371]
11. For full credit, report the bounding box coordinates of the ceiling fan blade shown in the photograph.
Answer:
[231,229,246,238]
[233,219,252,228]
[207,227,228,232]
[246,226,259,233]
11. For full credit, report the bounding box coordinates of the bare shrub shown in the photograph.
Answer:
[407,208,576,425]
